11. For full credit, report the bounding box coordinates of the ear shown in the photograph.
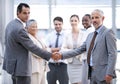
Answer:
[102,16,105,21]
[17,12,18,16]
[17,11,20,15]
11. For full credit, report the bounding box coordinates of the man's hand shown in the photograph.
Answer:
[105,75,112,83]
[51,52,62,61]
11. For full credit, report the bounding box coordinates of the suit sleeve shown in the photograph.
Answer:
[16,28,51,61]
[62,41,86,59]
[105,29,117,76]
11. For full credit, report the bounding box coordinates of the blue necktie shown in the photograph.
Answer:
[55,33,60,48]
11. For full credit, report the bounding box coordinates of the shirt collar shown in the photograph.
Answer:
[55,30,64,35]
[96,25,103,34]
[16,18,26,28]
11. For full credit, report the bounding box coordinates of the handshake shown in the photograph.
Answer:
[51,52,62,61]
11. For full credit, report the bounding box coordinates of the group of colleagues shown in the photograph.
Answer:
[2,2,117,84]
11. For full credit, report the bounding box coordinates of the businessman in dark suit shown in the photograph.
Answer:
[54,9,117,84]
[2,3,56,84]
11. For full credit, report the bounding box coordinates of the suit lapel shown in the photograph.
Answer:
[92,26,106,51]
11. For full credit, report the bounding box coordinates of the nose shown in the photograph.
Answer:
[92,18,96,22]
[56,24,60,28]
[82,21,86,24]
[27,13,30,17]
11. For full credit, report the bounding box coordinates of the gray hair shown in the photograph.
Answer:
[92,9,104,16]
[26,19,37,28]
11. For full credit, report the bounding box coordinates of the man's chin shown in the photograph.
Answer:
[24,19,29,22]
[93,24,98,28]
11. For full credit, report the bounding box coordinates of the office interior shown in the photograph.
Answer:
[0,0,120,84]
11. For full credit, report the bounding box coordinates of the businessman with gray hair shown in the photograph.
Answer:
[54,9,117,84]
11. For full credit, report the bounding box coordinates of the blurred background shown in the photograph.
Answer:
[0,0,120,84]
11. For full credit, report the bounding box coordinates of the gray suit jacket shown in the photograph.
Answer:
[62,26,117,81]
[3,19,51,76]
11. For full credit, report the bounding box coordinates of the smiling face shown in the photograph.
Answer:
[70,15,80,29]
[27,22,38,36]
[91,10,104,30]
[54,20,63,32]
[82,15,92,29]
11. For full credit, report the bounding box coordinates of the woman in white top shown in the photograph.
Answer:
[26,19,47,84]
[62,14,85,84]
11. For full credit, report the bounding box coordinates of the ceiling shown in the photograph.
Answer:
[14,0,120,5]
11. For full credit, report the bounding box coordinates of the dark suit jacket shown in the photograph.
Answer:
[3,19,51,76]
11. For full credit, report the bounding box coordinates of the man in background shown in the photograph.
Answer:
[46,16,68,84]
[81,14,94,84]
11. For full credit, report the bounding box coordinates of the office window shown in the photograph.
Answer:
[116,0,120,28]
[116,7,120,28]
[14,0,113,29]
[51,5,112,29]
[14,4,49,29]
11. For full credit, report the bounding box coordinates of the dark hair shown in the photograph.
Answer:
[70,14,79,21]
[17,3,30,13]
[53,16,63,23]
[84,14,91,19]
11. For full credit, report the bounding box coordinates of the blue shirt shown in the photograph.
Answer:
[90,25,103,66]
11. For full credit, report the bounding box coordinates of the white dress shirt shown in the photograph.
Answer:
[46,30,67,63]
[17,18,26,28]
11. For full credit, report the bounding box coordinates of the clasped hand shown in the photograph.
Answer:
[52,52,62,61]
